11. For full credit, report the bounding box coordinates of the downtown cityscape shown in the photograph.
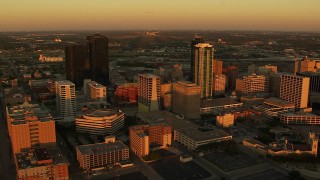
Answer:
[1,1,320,180]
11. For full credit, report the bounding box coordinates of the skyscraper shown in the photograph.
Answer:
[138,74,160,112]
[280,74,310,109]
[225,66,239,90]
[87,34,109,85]
[55,81,76,121]
[193,43,214,99]
[190,36,205,81]
[65,44,90,87]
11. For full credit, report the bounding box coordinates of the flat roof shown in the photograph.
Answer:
[139,73,159,78]
[264,98,295,108]
[175,127,231,142]
[201,98,243,108]
[55,80,74,86]
[89,81,105,88]
[77,141,128,155]
[83,109,121,117]
[282,112,320,117]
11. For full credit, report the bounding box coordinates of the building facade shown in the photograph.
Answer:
[212,74,226,96]
[55,81,76,121]
[236,74,269,94]
[190,36,205,82]
[84,80,107,101]
[138,74,160,112]
[216,113,235,128]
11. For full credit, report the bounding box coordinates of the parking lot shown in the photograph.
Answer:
[151,157,211,180]
[203,151,264,172]
[236,169,287,180]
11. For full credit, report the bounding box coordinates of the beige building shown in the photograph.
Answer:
[216,113,235,127]
[129,125,172,157]
[138,74,160,112]
[281,112,320,125]
[76,109,125,135]
[55,80,76,121]
[280,74,310,109]
[193,43,214,99]
[172,81,201,119]
[6,102,56,154]
[212,74,226,96]
[299,56,318,73]
[84,79,107,101]
[76,137,129,170]
[236,74,269,94]
[212,59,223,75]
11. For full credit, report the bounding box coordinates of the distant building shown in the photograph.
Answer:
[76,109,124,135]
[254,98,295,118]
[83,79,107,101]
[280,74,310,109]
[225,66,239,90]
[212,74,226,96]
[160,83,172,110]
[6,102,56,154]
[115,83,139,104]
[216,113,235,128]
[236,74,269,94]
[299,56,318,73]
[138,74,160,112]
[170,64,184,82]
[39,54,64,62]
[76,137,129,170]
[55,81,76,121]
[129,125,172,157]
[174,127,232,150]
[193,43,214,99]
[212,60,223,76]
[172,81,201,119]
[200,98,243,113]
[248,64,277,76]
[15,147,69,180]
[190,36,205,82]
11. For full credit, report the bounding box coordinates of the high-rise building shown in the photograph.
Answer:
[76,137,129,170]
[194,43,214,99]
[138,74,160,112]
[76,109,124,135]
[6,102,56,153]
[190,36,205,82]
[212,60,223,75]
[236,74,269,94]
[225,66,239,90]
[172,81,201,119]
[55,81,76,121]
[87,34,109,85]
[129,125,172,157]
[212,74,226,96]
[65,44,90,87]
[280,74,310,109]
[297,72,320,93]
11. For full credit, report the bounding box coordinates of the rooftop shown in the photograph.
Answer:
[282,112,320,117]
[77,141,128,155]
[83,109,122,117]
[88,81,105,88]
[175,127,231,142]
[139,73,160,78]
[264,98,295,108]
[201,98,243,108]
[194,43,213,48]
[55,80,75,86]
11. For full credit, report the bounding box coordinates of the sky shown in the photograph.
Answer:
[1,0,320,31]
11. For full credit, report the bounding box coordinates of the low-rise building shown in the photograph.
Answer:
[216,113,234,127]
[281,112,320,125]
[254,98,295,118]
[200,98,243,113]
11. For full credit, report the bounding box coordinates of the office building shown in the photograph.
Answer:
[212,59,223,75]
[83,79,107,101]
[65,44,90,87]
[129,125,172,157]
[225,66,239,90]
[254,98,295,118]
[280,74,310,109]
[160,83,172,110]
[170,64,184,82]
[212,74,226,96]
[299,56,318,73]
[76,109,124,135]
[16,147,69,180]
[216,113,235,128]
[76,137,129,170]
[55,81,76,121]
[138,74,160,112]
[172,81,201,119]
[174,127,232,150]
[190,36,205,81]
[87,34,109,85]
[297,72,320,93]
[115,83,139,104]
[236,74,269,94]
[281,112,320,125]
[193,43,214,98]
[6,102,56,154]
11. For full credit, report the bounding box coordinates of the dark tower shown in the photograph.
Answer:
[65,44,90,87]
[87,34,109,85]
[190,35,205,82]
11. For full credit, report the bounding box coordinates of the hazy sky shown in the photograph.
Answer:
[1,0,320,31]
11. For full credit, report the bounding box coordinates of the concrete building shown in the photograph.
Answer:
[200,98,243,113]
[193,43,214,99]
[16,147,69,180]
[115,83,138,104]
[83,79,107,101]
[236,74,269,94]
[138,74,160,112]
[55,80,76,121]
[212,60,223,75]
[280,74,310,109]
[281,112,320,125]
[174,127,232,150]
[129,125,172,157]
[76,109,124,135]
[212,74,226,96]
[170,64,184,82]
[6,102,56,154]
[76,137,129,170]
[297,72,320,93]
[172,81,201,119]
[190,36,205,82]
[299,56,318,73]
[216,113,235,127]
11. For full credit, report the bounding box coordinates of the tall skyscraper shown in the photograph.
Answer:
[65,44,90,87]
[6,102,56,153]
[212,74,226,96]
[280,74,310,109]
[87,34,109,85]
[172,81,201,119]
[138,74,160,112]
[55,81,76,121]
[190,36,205,81]
[194,43,214,99]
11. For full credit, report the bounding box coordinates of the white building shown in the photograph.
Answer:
[55,81,76,121]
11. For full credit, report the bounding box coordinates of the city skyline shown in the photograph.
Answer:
[1,0,320,31]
